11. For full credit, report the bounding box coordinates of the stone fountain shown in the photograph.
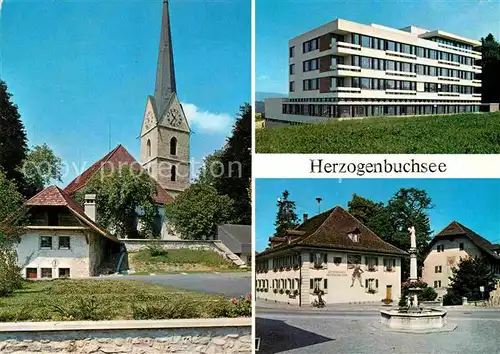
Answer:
[378,227,456,333]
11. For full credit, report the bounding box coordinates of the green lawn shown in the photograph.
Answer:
[256,112,500,154]
[129,248,244,274]
[0,279,247,322]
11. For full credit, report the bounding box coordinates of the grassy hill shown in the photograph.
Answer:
[256,112,500,154]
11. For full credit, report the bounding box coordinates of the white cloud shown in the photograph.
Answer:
[0,1,4,15]
[181,102,233,134]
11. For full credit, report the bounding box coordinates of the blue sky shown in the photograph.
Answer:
[1,0,250,184]
[255,179,500,252]
[256,0,500,93]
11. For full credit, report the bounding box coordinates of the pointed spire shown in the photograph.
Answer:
[154,0,177,117]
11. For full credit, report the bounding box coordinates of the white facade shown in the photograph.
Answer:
[256,249,402,305]
[422,236,500,298]
[17,229,96,279]
[267,19,482,124]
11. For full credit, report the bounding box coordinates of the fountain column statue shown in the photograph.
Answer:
[408,226,419,309]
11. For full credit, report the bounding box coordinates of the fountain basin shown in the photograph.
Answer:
[380,308,447,330]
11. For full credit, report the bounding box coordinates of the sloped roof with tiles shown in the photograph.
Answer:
[27,186,120,243]
[64,145,173,205]
[258,206,407,257]
[429,221,500,260]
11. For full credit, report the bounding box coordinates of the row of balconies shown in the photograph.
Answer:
[325,41,482,72]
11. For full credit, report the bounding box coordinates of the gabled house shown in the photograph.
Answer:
[256,206,407,305]
[17,186,123,279]
[422,221,500,297]
[64,144,179,240]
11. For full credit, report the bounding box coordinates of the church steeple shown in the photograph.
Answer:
[154,0,177,117]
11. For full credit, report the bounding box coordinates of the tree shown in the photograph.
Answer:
[77,167,159,239]
[0,80,28,188]
[274,190,299,238]
[443,256,496,305]
[197,149,224,187]
[480,34,500,104]
[0,170,26,297]
[215,104,252,225]
[164,183,234,240]
[346,188,433,281]
[21,144,63,198]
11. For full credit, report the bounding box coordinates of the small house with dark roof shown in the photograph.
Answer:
[422,221,500,297]
[64,144,179,240]
[255,206,407,305]
[17,186,123,279]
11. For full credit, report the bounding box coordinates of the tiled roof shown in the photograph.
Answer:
[217,224,251,245]
[64,145,173,205]
[433,221,500,260]
[259,206,407,257]
[26,186,120,243]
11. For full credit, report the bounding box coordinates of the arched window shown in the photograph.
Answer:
[147,139,151,157]
[170,137,177,155]
[171,165,176,182]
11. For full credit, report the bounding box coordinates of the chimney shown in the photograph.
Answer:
[303,213,308,222]
[84,194,96,222]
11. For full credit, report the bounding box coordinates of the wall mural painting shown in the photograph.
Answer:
[348,255,364,287]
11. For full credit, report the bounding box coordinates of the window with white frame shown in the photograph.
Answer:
[40,236,53,250]
[384,258,396,272]
[435,265,442,273]
[365,256,378,271]
[434,280,442,288]
[58,236,70,250]
[310,252,327,268]
[365,278,379,293]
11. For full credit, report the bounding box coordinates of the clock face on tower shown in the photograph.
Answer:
[167,108,182,127]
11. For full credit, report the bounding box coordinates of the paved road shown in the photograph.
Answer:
[257,308,500,354]
[99,272,251,298]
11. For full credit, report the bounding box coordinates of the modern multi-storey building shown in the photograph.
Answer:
[265,19,482,126]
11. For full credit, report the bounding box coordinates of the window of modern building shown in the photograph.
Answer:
[289,81,295,92]
[386,41,395,51]
[352,34,360,45]
[289,46,295,58]
[289,64,295,75]
[361,35,371,48]
[303,38,319,53]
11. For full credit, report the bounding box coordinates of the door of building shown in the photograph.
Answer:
[386,285,392,300]
[26,268,37,279]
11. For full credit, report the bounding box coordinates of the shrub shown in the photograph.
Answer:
[209,294,252,318]
[0,248,23,297]
[443,291,462,306]
[132,300,199,320]
[51,297,111,321]
[420,287,438,301]
[146,243,168,257]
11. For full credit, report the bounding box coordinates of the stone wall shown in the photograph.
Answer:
[0,318,252,354]
[122,239,226,256]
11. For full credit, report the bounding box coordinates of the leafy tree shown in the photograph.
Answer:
[398,280,437,306]
[21,144,63,198]
[480,34,500,104]
[77,167,158,239]
[164,183,234,240]
[443,256,496,305]
[0,80,28,188]
[197,150,224,187]
[274,190,299,238]
[347,188,433,281]
[0,170,26,297]
[215,104,251,225]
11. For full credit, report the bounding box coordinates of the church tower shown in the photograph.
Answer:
[140,0,190,198]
